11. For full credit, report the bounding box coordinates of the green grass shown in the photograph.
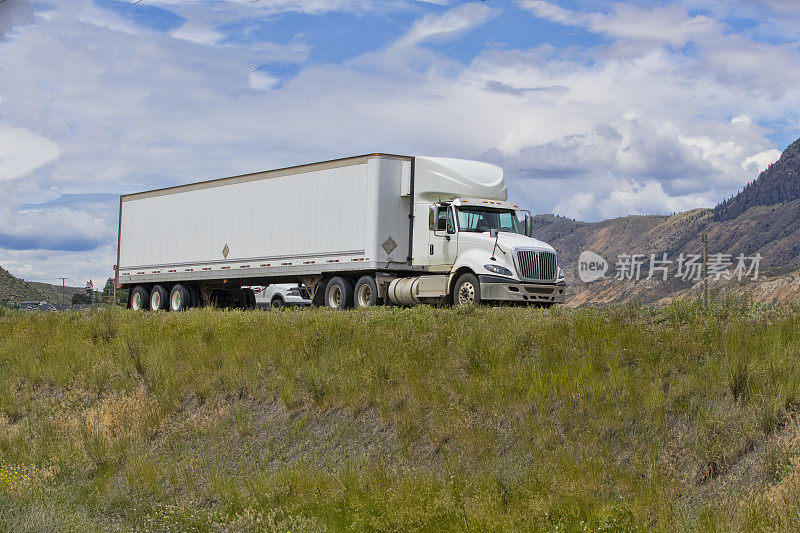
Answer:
[2,301,800,531]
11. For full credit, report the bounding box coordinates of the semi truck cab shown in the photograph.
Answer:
[424,198,565,305]
[396,156,565,306]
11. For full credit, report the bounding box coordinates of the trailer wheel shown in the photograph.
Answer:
[150,285,169,311]
[354,275,380,308]
[169,284,191,312]
[129,286,149,311]
[211,290,229,308]
[246,288,256,309]
[188,284,200,308]
[238,288,256,309]
[454,273,481,307]
[325,277,354,310]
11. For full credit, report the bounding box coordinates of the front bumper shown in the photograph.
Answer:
[479,275,566,304]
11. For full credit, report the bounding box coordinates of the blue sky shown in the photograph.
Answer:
[1,0,800,286]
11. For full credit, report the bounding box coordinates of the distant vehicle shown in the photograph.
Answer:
[255,284,311,308]
[117,154,565,311]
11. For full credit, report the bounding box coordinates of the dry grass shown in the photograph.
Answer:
[1,301,800,531]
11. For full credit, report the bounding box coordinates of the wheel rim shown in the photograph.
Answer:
[357,284,372,307]
[171,291,181,311]
[131,292,142,310]
[151,292,161,310]
[458,282,475,305]
[329,285,342,308]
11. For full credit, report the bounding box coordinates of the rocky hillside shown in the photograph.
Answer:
[715,137,800,221]
[0,266,86,305]
[536,137,800,306]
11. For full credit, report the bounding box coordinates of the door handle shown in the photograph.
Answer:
[430,244,434,255]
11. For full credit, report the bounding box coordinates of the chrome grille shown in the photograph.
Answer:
[515,250,557,281]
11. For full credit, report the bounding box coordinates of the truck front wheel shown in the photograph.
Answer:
[325,277,354,310]
[454,273,481,307]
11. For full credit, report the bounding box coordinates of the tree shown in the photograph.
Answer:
[84,280,94,303]
[72,292,92,305]
[102,277,129,307]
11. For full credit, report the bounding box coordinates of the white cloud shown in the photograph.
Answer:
[0,0,35,40]
[170,21,225,46]
[248,69,281,91]
[742,149,781,174]
[1,0,800,285]
[393,2,497,48]
[551,177,712,221]
[0,125,61,182]
[0,244,117,293]
[79,5,155,36]
[519,1,720,47]
[0,205,112,252]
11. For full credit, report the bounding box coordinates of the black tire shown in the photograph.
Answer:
[246,288,256,309]
[354,275,380,308]
[188,284,200,308]
[453,273,481,306]
[325,276,354,310]
[150,285,169,311]
[169,284,191,312]
[238,288,256,309]
[211,290,229,308]
[311,280,327,307]
[271,296,285,309]
[129,286,150,311]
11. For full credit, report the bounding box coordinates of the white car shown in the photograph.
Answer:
[254,284,311,308]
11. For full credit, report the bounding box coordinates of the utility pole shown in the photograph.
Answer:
[59,277,68,311]
[701,233,708,307]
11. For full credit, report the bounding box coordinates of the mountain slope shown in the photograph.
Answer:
[715,138,800,221]
[0,266,87,304]
[536,137,800,305]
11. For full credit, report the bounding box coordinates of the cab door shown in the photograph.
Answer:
[428,204,458,271]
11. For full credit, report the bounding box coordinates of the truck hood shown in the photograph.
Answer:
[494,232,556,253]
[456,231,558,278]
[458,231,556,255]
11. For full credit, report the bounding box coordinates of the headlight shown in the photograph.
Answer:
[557,266,565,281]
[484,264,513,276]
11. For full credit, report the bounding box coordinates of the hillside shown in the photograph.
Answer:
[536,137,800,306]
[715,137,800,221]
[1,305,799,530]
[0,266,87,305]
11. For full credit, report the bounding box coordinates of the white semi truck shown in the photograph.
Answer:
[116,154,566,310]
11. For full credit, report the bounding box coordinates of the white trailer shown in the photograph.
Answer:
[116,154,566,310]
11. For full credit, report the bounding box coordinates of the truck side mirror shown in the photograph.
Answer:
[524,214,533,237]
[490,229,499,238]
[429,205,439,231]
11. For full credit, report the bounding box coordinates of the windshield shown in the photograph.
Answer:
[455,207,523,234]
